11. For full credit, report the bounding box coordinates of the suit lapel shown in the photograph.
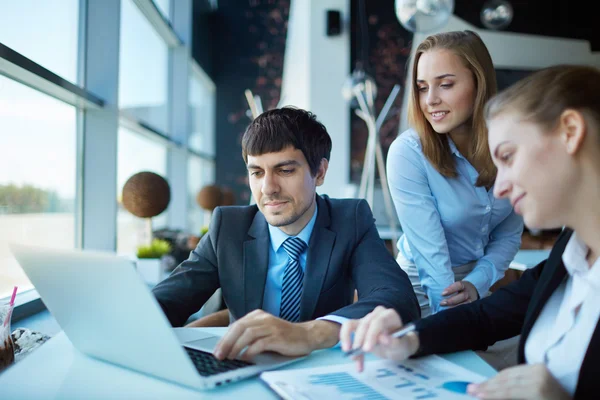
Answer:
[575,318,600,396]
[243,212,270,316]
[518,230,571,361]
[300,196,336,321]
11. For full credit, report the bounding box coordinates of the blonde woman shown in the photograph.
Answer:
[387,30,523,317]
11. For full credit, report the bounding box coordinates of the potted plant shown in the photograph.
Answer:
[135,238,172,285]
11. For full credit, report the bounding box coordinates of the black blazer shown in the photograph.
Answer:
[153,194,420,327]
[415,229,598,398]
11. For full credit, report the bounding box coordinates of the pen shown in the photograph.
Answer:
[344,322,417,358]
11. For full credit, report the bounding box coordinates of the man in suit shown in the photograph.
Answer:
[152,106,419,361]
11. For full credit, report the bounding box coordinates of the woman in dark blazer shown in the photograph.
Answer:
[340,64,600,400]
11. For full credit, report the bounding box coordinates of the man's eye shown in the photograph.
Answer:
[280,169,293,174]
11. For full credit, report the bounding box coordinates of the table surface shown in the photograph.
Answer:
[0,327,497,400]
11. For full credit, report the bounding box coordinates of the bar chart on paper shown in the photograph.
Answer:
[261,355,488,399]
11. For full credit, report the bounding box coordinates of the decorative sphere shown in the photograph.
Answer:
[480,0,513,30]
[395,0,454,33]
[221,186,236,206]
[122,171,170,218]
[196,185,223,211]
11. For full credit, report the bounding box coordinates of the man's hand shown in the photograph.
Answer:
[440,280,479,307]
[213,310,340,361]
[467,364,571,400]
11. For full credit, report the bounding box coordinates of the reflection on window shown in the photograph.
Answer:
[0,77,77,299]
[187,156,215,235]
[119,0,169,133]
[117,127,168,255]
[153,0,171,20]
[0,0,79,83]
[188,68,215,156]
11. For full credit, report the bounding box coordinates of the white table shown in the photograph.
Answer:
[0,328,497,399]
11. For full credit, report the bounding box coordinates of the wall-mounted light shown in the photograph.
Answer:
[326,10,342,36]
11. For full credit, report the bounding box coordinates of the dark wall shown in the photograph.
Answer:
[191,0,290,204]
[191,0,214,79]
[455,0,600,51]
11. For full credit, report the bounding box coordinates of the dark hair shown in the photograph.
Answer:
[407,30,497,187]
[485,65,600,135]
[241,106,332,176]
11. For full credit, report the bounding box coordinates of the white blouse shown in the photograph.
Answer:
[525,232,600,395]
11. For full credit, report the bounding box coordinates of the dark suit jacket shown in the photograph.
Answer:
[415,228,598,398]
[153,194,420,328]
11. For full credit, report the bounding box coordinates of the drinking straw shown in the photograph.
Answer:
[3,286,17,327]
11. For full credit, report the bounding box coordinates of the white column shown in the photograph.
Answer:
[80,0,121,251]
[167,0,192,230]
[280,0,352,199]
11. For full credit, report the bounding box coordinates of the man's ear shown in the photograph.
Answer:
[560,109,587,155]
[315,158,329,186]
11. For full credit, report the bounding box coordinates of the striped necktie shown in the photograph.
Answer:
[279,237,307,322]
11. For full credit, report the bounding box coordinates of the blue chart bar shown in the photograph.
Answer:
[375,368,396,379]
[309,372,388,400]
[412,387,438,399]
[394,378,415,389]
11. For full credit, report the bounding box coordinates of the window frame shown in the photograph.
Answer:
[1,0,215,323]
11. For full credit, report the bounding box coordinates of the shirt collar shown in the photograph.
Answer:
[562,231,600,289]
[446,136,463,159]
[268,203,318,253]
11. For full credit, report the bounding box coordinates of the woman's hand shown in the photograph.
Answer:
[441,280,479,307]
[339,306,420,372]
[467,364,571,400]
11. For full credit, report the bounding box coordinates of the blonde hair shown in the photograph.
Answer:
[407,30,497,187]
[485,65,600,138]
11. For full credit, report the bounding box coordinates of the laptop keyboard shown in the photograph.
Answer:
[184,346,254,377]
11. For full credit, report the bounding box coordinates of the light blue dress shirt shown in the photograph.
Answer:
[263,204,347,327]
[387,129,524,314]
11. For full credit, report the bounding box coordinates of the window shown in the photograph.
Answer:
[117,127,168,255]
[188,65,216,156]
[0,77,77,299]
[187,155,215,235]
[0,0,80,83]
[0,0,210,317]
[119,0,169,134]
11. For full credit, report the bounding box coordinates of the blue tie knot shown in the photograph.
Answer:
[282,237,306,261]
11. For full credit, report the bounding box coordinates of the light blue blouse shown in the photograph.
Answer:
[387,129,523,314]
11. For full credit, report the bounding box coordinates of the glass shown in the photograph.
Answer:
[119,0,169,133]
[0,76,77,300]
[0,0,80,83]
[187,156,215,235]
[0,302,15,373]
[188,69,215,156]
[117,127,168,255]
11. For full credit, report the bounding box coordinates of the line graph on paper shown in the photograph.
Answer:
[261,355,489,400]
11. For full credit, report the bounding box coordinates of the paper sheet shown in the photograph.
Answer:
[261,354,488,399]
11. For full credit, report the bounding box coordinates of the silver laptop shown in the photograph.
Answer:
[10,243,304,391]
